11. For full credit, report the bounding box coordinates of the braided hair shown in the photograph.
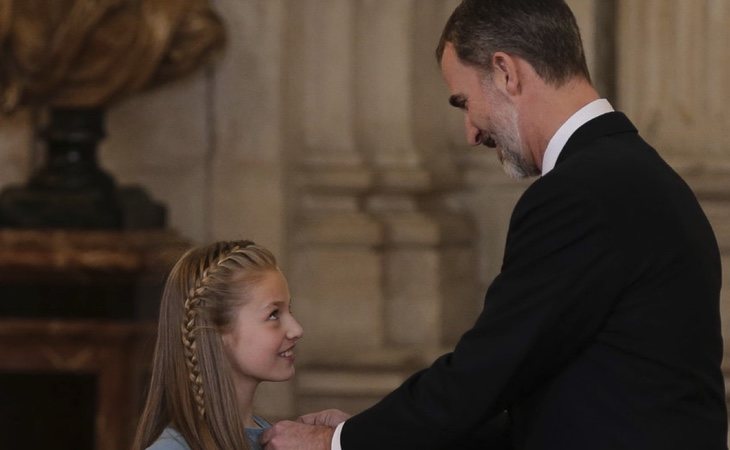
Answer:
[132,240,278,450]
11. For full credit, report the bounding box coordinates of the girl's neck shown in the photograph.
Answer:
[233,377,260,428]
[241,407,258,428]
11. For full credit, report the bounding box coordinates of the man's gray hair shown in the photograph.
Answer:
[437,0,591,86]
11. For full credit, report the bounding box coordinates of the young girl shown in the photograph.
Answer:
[132,240,303,450]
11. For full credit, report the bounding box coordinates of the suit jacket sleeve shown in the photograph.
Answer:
[341,175,629,449]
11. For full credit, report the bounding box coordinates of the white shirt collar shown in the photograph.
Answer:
[541,99,614,176]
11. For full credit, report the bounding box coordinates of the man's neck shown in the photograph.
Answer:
[518,77,600,172]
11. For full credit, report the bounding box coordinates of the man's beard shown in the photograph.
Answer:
[485,97,540,179]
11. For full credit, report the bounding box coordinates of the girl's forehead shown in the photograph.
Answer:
[235,270,290,307]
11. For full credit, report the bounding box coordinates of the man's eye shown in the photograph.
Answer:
[268,310,279,320]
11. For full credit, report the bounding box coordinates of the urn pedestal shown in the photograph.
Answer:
[0,229,188,450]
[0,108,165,229]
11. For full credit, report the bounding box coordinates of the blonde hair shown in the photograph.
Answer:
[132,240,278,450]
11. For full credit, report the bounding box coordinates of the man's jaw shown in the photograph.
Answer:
[478,127,540,179]
[480,133,508,170]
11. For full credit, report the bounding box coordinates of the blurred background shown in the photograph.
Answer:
[0,1,728,449]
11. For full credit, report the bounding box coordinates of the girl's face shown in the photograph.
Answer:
[222,270,303,390]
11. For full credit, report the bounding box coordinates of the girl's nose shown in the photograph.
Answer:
[287,316,303,341]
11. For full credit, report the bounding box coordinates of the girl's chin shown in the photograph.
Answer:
[264,368,296,382]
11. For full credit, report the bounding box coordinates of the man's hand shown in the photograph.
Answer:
[261,420,334,450]
[299,408,351,427]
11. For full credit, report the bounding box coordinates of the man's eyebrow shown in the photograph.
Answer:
[449,94,466,108]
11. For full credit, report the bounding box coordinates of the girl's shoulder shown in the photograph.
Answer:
[145,418,270,450]
[252,415,272,428]
[146,427,191,450]
[246,416,272,450]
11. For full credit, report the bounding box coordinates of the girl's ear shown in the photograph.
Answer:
[220,331,232,350]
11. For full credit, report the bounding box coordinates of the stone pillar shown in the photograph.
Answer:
[288,0,479,415]
[209,0,287,256]
[284,0,384,363]
[617,0,730,167]
[355,0,476,350]
[356,0,432,348]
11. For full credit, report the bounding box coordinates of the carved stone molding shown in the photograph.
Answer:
[617,0,730,160]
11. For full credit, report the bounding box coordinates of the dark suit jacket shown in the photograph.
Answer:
[341,112,728,449]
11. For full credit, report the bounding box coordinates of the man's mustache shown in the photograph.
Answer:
[482,135,497,148]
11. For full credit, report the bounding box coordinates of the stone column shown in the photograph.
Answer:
[209,0,287,256]
[617,0,730,168]
[283,0,384,363]
[355,0,476,350]
[289,0,479,415]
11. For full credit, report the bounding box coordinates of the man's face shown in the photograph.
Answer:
[440,43,539,178]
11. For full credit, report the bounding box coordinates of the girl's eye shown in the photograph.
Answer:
[268,309,279,321]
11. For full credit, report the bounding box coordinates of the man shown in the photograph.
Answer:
[263,0,728,448]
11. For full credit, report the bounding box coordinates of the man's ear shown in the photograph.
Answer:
[492,52,521,96]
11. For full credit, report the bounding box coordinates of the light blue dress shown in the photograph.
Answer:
[146,416,271,450]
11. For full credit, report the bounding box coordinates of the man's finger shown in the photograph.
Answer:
[298,408,351,427]
[298,412,320,424]
[260,422,276,445]
[262,420,293,446]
